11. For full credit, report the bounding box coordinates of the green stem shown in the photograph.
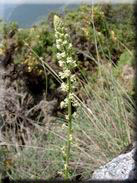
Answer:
[64,76,72,179]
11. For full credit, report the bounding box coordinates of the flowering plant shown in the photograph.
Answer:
[54,15,78,179]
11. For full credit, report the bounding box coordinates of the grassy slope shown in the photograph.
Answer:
[0,4,135,180]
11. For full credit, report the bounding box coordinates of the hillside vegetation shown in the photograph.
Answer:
[6,4,78,28]
[0,4,135,180]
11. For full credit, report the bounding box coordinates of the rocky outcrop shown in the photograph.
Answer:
[90,143,137,180]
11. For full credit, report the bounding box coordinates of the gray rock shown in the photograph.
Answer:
[90,146,136,180]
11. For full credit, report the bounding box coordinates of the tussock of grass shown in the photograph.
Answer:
[7,61,134,180]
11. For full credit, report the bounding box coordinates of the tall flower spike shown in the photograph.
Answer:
[54,15,78,179]
[54,15,63,31]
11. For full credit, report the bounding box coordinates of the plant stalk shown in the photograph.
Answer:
[64,76,72,179]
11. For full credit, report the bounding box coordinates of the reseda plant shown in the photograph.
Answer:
[54,15,77,179]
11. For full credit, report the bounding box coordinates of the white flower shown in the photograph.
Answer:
[58,60,64,67]
[60,101,66,108]
[68,43,72,49]
[72,101,80,107]
[57,53,66,60]
[63,40,67,45]
[73,62,77,67]
[68,93,74,100]
[64,34,69,39]
[57,53,62,60]
[54,15,63,30]
[66,57,77,68]
[72,112,77,118]
[56,39,62,45]
[59,69,71,79]
[60,82,69,92]
[61,52,66,58]
[71,83,76,89]
[59,71,64,79]
[64,98,69,105]
[71,60,77,67]
[69,134,73,142]
[66,57,73,64]
[70,74,76,82]
[62,123,66,129]
[60,97,69,108]
[56,44,61,50]
[63,69,71,78]
[55,33,59,39]
[55,32,63,39]
[61,146,66,155]
[65,115,69,120]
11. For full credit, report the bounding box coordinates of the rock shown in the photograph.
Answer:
[90,144,136,180]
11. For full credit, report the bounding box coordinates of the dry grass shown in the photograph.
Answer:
[0,60,133,180]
